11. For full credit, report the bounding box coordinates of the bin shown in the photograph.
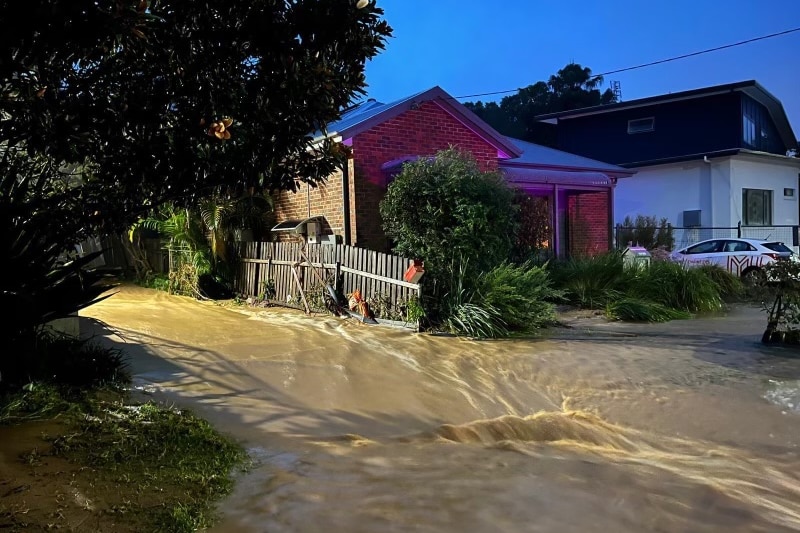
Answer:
[622,245,651,269]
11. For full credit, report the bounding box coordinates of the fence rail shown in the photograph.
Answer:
[615,223,800,251]
[236,242,420,324]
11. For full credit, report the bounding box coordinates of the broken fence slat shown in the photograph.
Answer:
[339,265,419,290]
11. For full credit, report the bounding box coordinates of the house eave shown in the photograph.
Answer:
[499,160,635,178]
[619,149,743,168]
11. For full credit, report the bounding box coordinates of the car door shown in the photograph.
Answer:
[718,240,755,276]
[679,240,724,268]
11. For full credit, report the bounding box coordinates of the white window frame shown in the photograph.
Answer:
[627,117,655,134]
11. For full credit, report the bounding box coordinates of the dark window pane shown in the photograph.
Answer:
[763,242,793,254]
[742,189,772,226]
[685,240,721,254]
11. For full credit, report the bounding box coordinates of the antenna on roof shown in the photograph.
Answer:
[610,80,622,102]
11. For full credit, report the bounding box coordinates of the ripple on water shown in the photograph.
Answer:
[765,379,800,413]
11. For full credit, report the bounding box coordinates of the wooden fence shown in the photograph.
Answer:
[236,242,421,325]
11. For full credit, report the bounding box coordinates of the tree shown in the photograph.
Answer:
[380,148,516,290]
[0,0,392,374]
[1,0,392,240]
[464,63,616,146]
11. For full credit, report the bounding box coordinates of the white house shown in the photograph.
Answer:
[537,80,800,249]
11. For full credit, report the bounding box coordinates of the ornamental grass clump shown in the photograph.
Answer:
[474,262,563,332]
[548,252,625,308]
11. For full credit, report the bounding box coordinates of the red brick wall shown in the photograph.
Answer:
[351,100,500,251]
[273,168,346,241]
[568,190,610,257]
[272,100,504,250]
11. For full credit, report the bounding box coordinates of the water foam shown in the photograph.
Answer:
[765,379,800,413]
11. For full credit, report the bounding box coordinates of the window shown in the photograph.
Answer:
[743,115,756,147]
[627,117,655,134]
[742,189,773,226]
[763,242,793,254]
[741,96,783,153]
[722,240,755,253]
[784,188,795,197]
[685,240,723,254]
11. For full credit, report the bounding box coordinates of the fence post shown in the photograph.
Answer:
[737,221,742,238]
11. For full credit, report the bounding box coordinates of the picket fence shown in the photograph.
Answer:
[236,242,421,324]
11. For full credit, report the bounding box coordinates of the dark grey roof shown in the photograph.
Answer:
[500,137,634,177]
[535,80,797,151]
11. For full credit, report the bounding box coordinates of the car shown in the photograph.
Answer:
[668,237,795,280]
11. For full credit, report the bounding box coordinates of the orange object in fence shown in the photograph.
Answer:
[404,260,424,284]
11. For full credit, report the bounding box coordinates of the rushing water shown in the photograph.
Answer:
[80,285,800,532]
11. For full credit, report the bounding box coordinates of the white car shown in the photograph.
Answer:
[669,237,795,279]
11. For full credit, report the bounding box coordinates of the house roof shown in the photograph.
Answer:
[314,86,522,158]
[500,137,635,177]
[535,80,797,150]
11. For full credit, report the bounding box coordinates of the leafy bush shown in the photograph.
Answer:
[1,149,117,378]
[759,260,800,340]
[1,333,130,393]
[380,148,516,291]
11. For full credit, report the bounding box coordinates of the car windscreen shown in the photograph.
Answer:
[763,242,794,254]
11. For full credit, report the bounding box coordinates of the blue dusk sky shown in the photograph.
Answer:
[363,0,800,140]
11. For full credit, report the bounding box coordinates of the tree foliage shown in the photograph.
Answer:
[464,63,616,146]
[0,0,391,367]
[1,0,392,239]
[379,148,516,289]
[617,214,675,251]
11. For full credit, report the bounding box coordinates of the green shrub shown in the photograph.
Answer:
[380,148,516,292]
[1,333,130,393]
[695,264,743,300]
[475,262,562,331]
[606,298,691,322]
[548,252,625,308]
[442,301,508,339]
[627,260,723,314]
[438,259,508,338]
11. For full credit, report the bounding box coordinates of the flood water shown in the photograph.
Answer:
[81,285,800,532]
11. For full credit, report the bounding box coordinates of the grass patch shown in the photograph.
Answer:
[1,336,248,532]
[1,385,248,532]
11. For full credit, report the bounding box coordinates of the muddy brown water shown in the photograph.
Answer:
[74,285,800,532]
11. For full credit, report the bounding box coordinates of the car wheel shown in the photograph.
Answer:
[741,267,766,286]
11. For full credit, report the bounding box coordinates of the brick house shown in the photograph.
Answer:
[273,86,634,257]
